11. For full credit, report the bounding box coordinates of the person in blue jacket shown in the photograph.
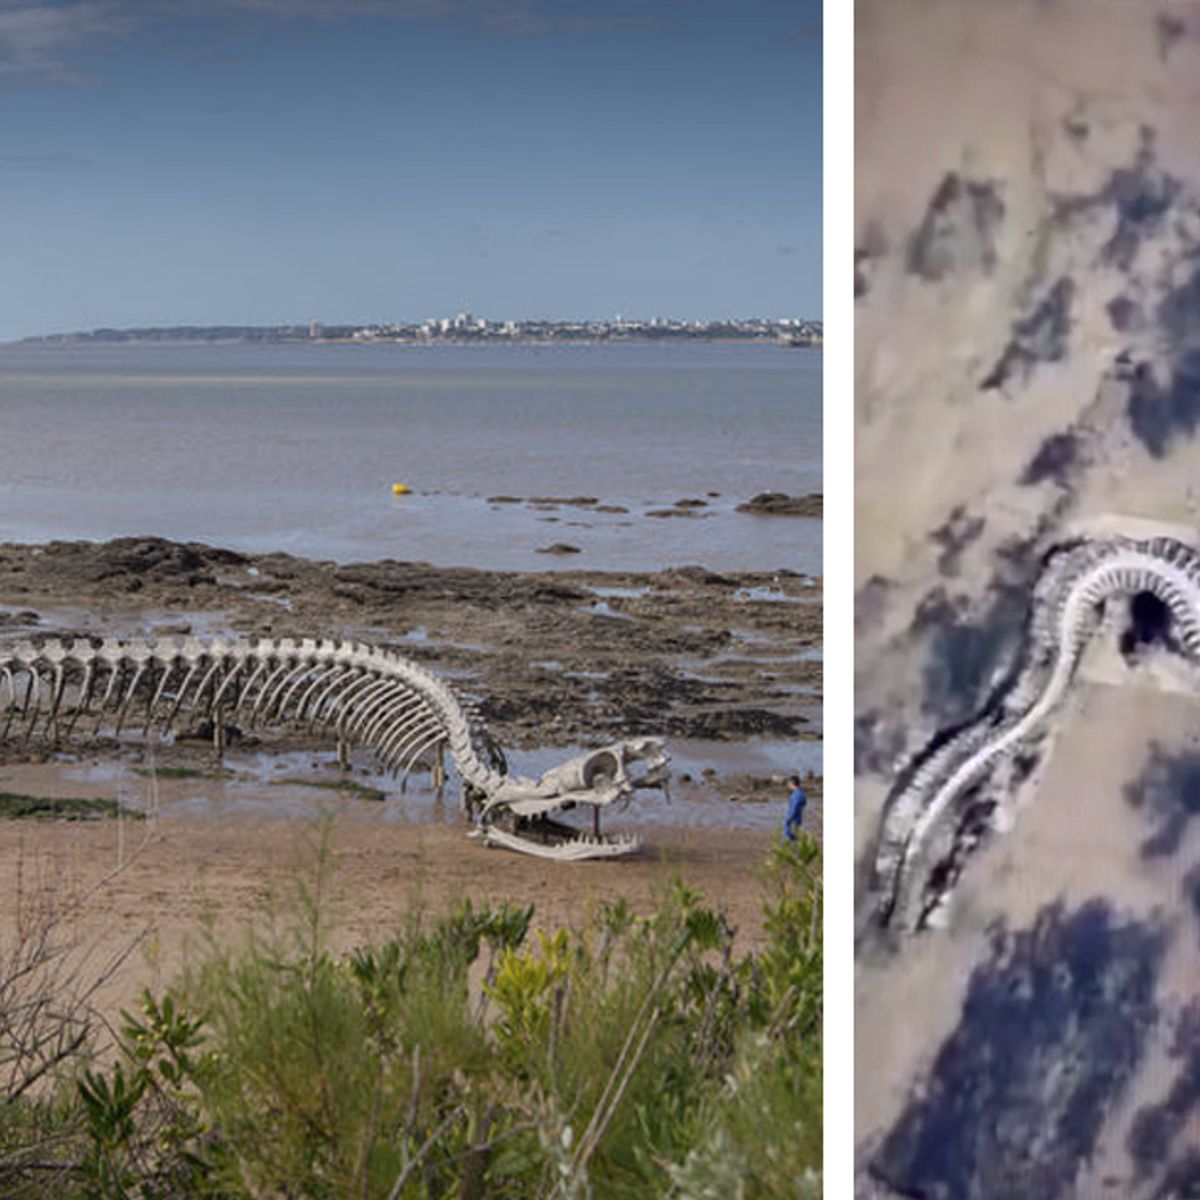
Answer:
[783,773,807,841]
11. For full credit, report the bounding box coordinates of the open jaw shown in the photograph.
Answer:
[0,635,672,863]
[476,813,645,860]
[476,737,671,860]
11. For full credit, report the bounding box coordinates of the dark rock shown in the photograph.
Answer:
[535,543,582,555]
[736,492,822,517]
[0,610,39,627]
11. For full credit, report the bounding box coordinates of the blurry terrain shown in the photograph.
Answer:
[856,2,1200,1194]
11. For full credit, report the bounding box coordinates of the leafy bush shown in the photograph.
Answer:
[0,831,821,1198]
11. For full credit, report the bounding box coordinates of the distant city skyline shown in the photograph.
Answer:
[18,311,822,346]
[0,0,820,343]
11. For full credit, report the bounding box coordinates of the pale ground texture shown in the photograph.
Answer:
[857,2,1200,1196]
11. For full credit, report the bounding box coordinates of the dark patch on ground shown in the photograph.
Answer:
[1153,1154,1200,1199]
[856,220,886,300]
[1054,127,1180,272]
[915,574,1031,725]
[1128,996,1200,1181]
[1101,130,1180,270]
[854,709,906,778]
[1012,750,1041,786]
[854,574,892,636]
[1125,360,1172,457]
[1063,113,1089,141]
[1108,296,1143,333]
[1126,350,1200,458]
[1158,261,1200,349]
[870,900,1166,1200]
[907,173,1005,282]
[1158,13,1187,63]
[929,506,986,575]
[1118,350,1200,460]
[854,247,871,299]
[1123,743,1200,858]
[1020,431,1081,487]
[980,277,1075,392]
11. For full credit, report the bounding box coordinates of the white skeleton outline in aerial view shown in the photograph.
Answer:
[866,533,1200,935]
[0,634,670,861]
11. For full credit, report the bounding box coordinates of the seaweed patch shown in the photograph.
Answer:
[870,901,1166,1200]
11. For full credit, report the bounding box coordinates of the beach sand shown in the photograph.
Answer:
[0,811,783,1020]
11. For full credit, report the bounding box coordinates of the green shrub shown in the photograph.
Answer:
[2,829,822,1198]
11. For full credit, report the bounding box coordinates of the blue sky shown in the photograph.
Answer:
[0,0,820,340]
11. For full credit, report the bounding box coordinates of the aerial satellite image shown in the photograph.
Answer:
[856,2,1200,1196]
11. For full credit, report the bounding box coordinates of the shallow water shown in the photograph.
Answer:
[0,341,819,573]
[26,735,819,834]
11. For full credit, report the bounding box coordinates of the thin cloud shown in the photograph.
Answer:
[0,0,678,84]
[221,0,668,35]
[0,2,130,81]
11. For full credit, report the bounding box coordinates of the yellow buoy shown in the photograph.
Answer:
[391,482,410,496]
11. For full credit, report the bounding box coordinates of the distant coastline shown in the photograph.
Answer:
[15,314,822,349]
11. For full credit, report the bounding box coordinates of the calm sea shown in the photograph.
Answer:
[0,341,820,573]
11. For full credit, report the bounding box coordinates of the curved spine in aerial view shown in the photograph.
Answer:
[0,635,670,860]
[870,535,1200,932]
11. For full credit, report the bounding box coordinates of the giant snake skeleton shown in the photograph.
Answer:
[0,635,669,860]
[869,535,1200,933]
